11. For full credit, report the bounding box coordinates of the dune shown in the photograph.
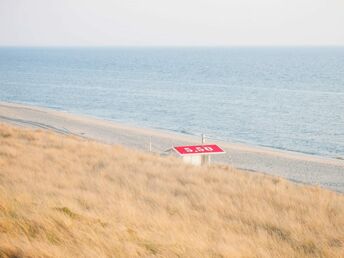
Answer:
[0,123,343,257]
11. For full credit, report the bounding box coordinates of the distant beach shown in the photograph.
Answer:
[1,47,343,158]
[1,101,343,192]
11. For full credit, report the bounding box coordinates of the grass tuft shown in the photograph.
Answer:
[54,207,79,219]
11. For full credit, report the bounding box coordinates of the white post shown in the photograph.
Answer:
[201,134,210,165]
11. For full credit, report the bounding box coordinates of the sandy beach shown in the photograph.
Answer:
[1,101,343,192]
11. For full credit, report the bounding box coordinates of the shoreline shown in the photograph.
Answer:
[1,101,344,192]
[1,100,342,165]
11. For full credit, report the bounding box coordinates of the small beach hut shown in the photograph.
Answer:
[163,144,226,166]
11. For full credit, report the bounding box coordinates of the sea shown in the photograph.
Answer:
[0,47,343,158]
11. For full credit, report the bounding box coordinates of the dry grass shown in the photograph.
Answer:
[0,123,343,258]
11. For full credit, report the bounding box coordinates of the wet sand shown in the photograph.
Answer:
[1,101,343,192]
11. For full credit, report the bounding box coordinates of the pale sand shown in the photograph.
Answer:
[1,101,343,192]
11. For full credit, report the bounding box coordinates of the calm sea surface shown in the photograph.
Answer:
[0,47,343,157]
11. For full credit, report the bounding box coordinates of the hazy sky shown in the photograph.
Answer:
[0,0,343,46]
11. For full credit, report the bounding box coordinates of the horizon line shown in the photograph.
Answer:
[1,44,344,48]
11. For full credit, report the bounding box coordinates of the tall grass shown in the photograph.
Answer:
[0,124,343,257]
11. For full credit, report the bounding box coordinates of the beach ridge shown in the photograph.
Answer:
[1,101,343,192]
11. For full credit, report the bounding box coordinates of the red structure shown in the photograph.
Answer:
[173,144,225,156]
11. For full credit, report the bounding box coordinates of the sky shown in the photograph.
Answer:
[0,0,343,46]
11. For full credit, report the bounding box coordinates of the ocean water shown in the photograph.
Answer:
[0,47,343,158]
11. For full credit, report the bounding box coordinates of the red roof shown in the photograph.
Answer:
[173,144,225,156]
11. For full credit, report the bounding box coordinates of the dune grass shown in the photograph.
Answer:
[0,123,343,257]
